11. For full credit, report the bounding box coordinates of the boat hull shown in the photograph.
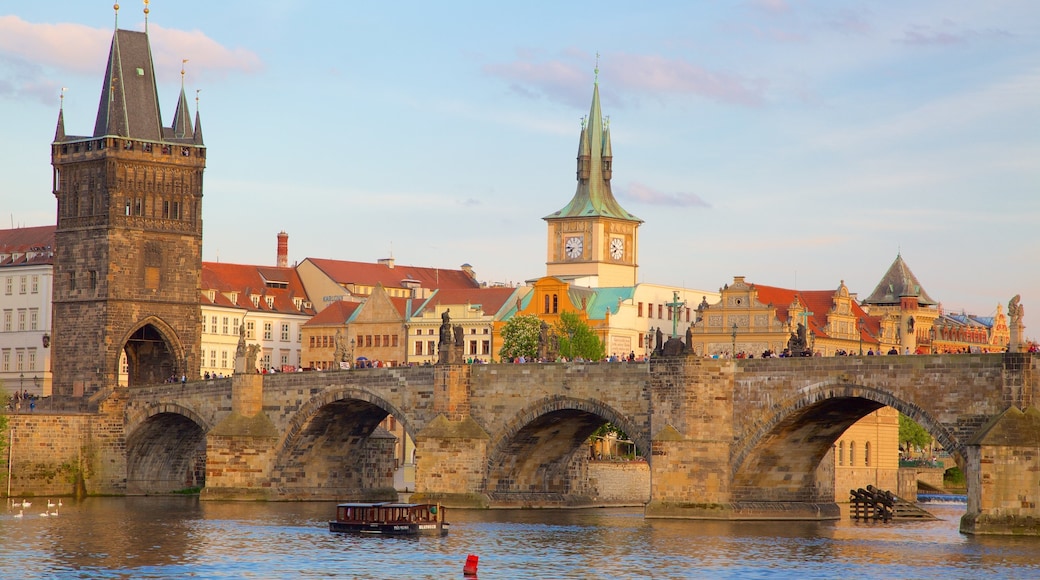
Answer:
[328,521,449,536]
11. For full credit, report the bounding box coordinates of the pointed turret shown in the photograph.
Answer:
[92,29,163,140]
[545,81,640,223]
[194,110,205,145]
[171,88,193,140]
[863,253,938,306]
[53,107,66,142]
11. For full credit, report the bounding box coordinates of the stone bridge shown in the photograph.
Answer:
[80,353,1040,534]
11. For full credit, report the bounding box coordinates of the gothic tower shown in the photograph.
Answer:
[544,72,642,287]
[50,12,205,395]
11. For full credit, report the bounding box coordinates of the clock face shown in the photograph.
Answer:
[610,237,624,260]
[565,236,583,259]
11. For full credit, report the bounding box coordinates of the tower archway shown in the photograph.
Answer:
[120,317,185,386]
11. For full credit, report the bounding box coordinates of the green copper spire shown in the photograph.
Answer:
[545,77,641,223]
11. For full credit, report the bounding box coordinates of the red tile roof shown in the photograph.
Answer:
[305,257,480,291]
[0,225,55,267]
[304,300,362,326]
[201,262,315,315]
[416,287,517,316]
[752,283,876,342]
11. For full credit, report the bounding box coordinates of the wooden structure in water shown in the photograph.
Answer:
[849,485,936,521]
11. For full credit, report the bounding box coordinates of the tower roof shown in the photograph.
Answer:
[544,82,641,223]
[93,29,164,141]
[863,253,938,306]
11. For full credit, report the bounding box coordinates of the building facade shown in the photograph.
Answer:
[0,226,55,397]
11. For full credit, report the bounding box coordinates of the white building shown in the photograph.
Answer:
[0,226,55,397]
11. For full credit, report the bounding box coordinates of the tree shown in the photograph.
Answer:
[554,311,605,361]
[499,314,542,361]
[898,413,932,452]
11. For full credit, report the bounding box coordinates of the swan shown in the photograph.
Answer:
[39,511,49,517]
[20,500,31,508]
[49,509,59,517]
[13,510,23,518]
[47,500,55,508]
[58,500,63,507]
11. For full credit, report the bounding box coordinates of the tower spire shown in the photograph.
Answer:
[143,0,150,34]
[114,2,119,29]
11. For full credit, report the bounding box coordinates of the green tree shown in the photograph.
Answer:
[499,314,542,361]
[898,413,932,451]
[555,311,605,361]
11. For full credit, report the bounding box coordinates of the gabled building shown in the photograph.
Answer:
[0,226,55,396]
[931,304,1009,354]
[301,300,362,370]
[296,256,480,313]
[348,285,414,366]
[200,262,315,375]
[407,286,518,365]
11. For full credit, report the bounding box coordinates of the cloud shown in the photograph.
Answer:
[483,50,765,108]
[898,20,1012,47]
[0,16,263,104]
[620,182,712,208]
[749,0,791,15]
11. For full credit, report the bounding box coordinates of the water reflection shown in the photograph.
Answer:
[1,498,1038,579]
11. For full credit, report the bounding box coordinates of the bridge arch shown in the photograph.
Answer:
[269,386,411,498]
[125,403,209,494]
[730,380,959,503]
[486,395,648,500]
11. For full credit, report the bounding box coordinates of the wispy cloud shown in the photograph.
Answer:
[620,182,712,208]
[483,50,765,108]
[0,15,263,104]
[898,19,1012,47]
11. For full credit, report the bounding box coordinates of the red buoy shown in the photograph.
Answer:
[463,554,479,576]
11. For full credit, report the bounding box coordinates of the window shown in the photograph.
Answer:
[638,302,643,317]
[263,322,272,340]
[482,340,490,355]
[17,310,26,331]
[29,309,38,330]
[211,316,218,334]
[15,350,24,371]
[27,349,36,371]
[544,295,550,314]
[469,341,478,355]
[309,336,316,348]
[427,340,436,355]
[415,341,423,355]
[865,441,871,467]
[210,350,217,368]
[31,275,39,294]
[375,335,381,347]
[385,335,391,347]
[850,442,856,466]
[221,350,228,369]
[1,349,8,371]
[265,296,274,308]
[19,276,27,294]
[365,335,372,347]
[222,317,229,335]
[281,323,289,341]
[552,294,558,314]
[838,442,845,466]
[4,277,10,295]
[246,321,255,339]
[233,318,240,336]
[648,303,653,318]
[2,310,11,332]
[658,305,663,319]
[428,329,434,335]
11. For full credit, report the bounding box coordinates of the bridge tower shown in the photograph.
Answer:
[50,8,205,395]
[544,67,643,287]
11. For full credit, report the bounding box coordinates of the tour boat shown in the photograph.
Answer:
[328,502,449,536]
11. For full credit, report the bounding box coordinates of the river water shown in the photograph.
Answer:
[1,497,1037,579]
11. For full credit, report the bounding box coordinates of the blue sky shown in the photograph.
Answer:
[2,1,1037,337]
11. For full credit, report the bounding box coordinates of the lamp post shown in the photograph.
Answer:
[349,337,355,368]
[19,372,24,394]
[731,323,737,357]
[858,318,864,356]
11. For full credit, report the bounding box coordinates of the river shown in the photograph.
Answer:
[1,497,1037,579]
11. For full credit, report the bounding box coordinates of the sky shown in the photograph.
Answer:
[1,1,1037,337]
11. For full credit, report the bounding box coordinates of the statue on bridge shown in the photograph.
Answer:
[1009,294,1026,352]
[439,309,452,345]
[788,323,808,356]
[246,344,261,373]
[454,324,464,347]
[333,329,349,362]
[234,324,247,373]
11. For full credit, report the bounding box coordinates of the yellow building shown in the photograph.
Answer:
[833,407,900,500]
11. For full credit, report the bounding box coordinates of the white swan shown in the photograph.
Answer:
[39,511,49,517]
[49,509,59,517]
[58,499,63,507]
[20,500,31,508]
[47,500,55,508]
[13,510,23,518]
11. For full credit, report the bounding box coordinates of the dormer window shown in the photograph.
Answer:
[265,296,274,308]
[251,295,260,307]
[293,297,302,310]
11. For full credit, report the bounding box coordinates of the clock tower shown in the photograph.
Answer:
[544,73,642,287]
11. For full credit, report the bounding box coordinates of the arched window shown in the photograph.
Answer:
[838,441,844,466]
[865,441,871,467]
[552,294,559,314]
[850,441,856,466]
[544,295,550,314]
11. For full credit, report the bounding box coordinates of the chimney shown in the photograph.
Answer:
[277,231,289,268]
[461,263,475,279]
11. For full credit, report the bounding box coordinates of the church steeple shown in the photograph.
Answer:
[545,79,640,223]
[92,27,164,140]
[544,68,642,287]
[53,91,66,142]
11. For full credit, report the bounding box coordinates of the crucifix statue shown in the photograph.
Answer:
[665,291,687,338]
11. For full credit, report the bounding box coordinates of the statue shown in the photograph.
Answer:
[439,309,452,345]
[907,316,915,334]
[1009,294,1023,322]
[655,327,664,354]
[788,323,807,355]
[246,344,261,373]
[1009,295,1025,353]
[685,325,693,350]
[235,324,247,359]
[334,329,348,362]
[454,324,464,347]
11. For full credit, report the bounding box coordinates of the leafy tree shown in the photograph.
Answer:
[555,311,605,361]
[499,314,542,361]
[898,413,932,451]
